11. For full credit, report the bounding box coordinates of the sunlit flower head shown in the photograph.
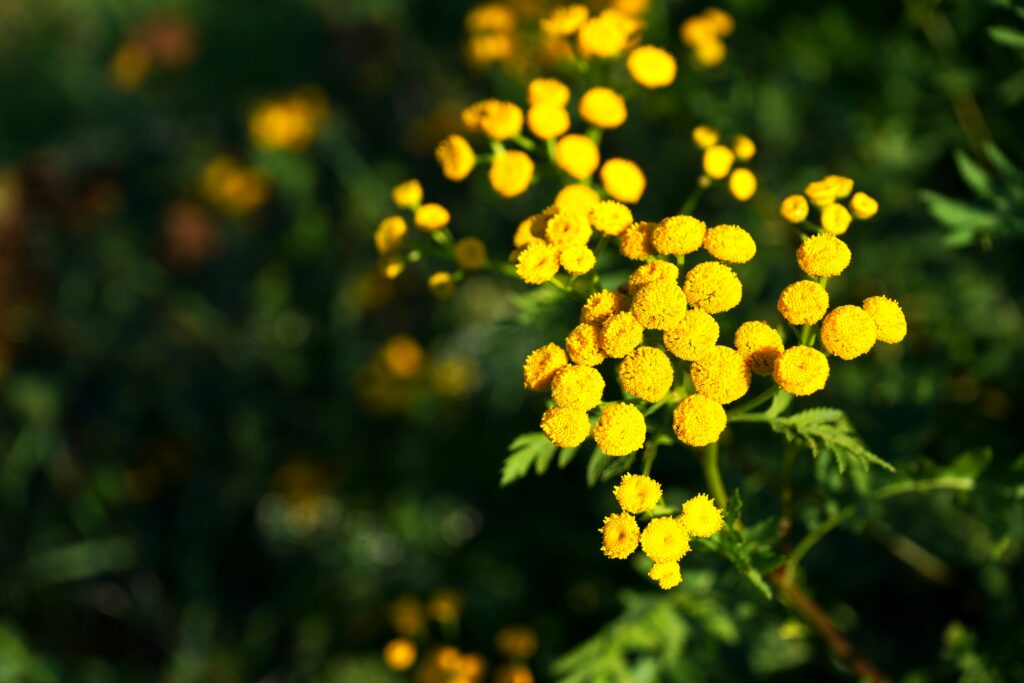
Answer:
[672,393,726,447]
[773,345,829,396]
[593,402,646,455]
[618,346,674,402]
[733,321,784,376]
[862,295,907,344]
[523,342,568,392]
[540,406,592,447]
[690,345,751,404]
[663,309,720,361]
[820,305,877,360]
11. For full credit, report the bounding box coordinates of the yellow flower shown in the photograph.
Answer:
[733,321,784,376]
[649,561,682,590]
[516,242,560,284]
[579,87,627,129]
[680,493,724,538]
[381,335,425,379]
[691,345,751,404]
[780,194,810,224]
[796,234,852,278]
[427,271,456,299]
[577,12,630,58]
[391,179,423,209]
[555,134,601,180]
[672,394,726,447]
[862,295,907,344]
[581,289,629,324]
[527,103,570,140]
[773,345,829,396]
[613,0,651,16]
[248,90,326,152]
[514,210,551,247]
[703,224,756,264]
[555,184,601,215]
[777,280,830,325]
[600,158,646,204]
[490,151,535,198]
[560,245,596,274]
[820,305,877,360]
[478,100,525,140]
[200,155,269,215]
[653,215,707,255]
[527,77,571,107]
[383,638,418,671]
[732,134,757,161]
[804,178,837,207]
[374,215,407,254]
[618,346,674,402]
[545,210,592,248]
[703,7,735,36]
[614,473,663,514]
[594,402,646,456]
[631,279,688,331]
[627,45,678,88]
[691,125,719,149]
[541,4,590,36]
[454,237,488,270]
[540,406,592,447]
[702,144,735,180]
[679,14,718,47]
[436,134,477,182]
[619,221,655,260]
[728,168,758,202]
[821,203,852,235]
[600,511,640,559]
[494,626,539,660]
[379,253,405,280]
[552,364,605,411]
[693,38,727,68]
[566,322,606,366]
[626,261,679,295]
[523,342,568,391]
[641,517,691,563]
[465,3,516,33]
[824,174,855,199]
[466,32,515,67]
[850,191,879,220]
[600,311,644,358]
[414,203,451,231]
[683,261,742,314]
[663,309,720,361]
[589,200,634,236]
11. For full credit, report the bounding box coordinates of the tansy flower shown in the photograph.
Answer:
[703,224,756,263]
[545,210,592,248]
[566,322,606,366]
[593,402,646,455]
[527,77,571,107]
[555,134,601,179]
[552,365,605,411]
[378,253,405,280]
[649,561,682,590]
[465,4,516,33]
[850,191,879,220]
[821,203,852,235]
[631,279,688,330]
[516,242,560,284]
[702,7,735,35]
[555,184,601,215]
[374,216,407,254]
[600,512,640,559]
[600,158,646,204]
[862,295,907,343]
[780,194,809,224]
[663,309,720,361]
[693,39,726,68]
[383,638,418,671]
[691,345,751,404]
[590,200,634,236]
[680,493,724,538]
[820,305,877,360]
[728,168,758,202]
[672,394,727,447]
[618,346,674,402]
[477,100,524,140]
[580,289,629,324]
[466,32,514,67]
[577,12,631,58]
[734,321,784,376]
[653,215,706,255]
[427,271,455,299]
[702,144,735,180]
[494,626,539,660]
[513,211,550,247]
[579,87,627,129]
[692,125,719,149]
[527,103,570,140]
[683,261,743,314]
[804,179,837,207]
[627,45,677,88]
[824,174,855,198]
[777,280,829,325]
[540,406,592,447]
[626,261,679,295]
[773,345,829,396]
[454,237,488,270]
[619,221,655,260]
[600,311,644,358]
[541,4,590,36]
[640,517,691,563]
[391,179,423,209]
[560,245,596,274]
[523,342,568,391]
[414,203,451,231]
[614,473,663,514]
[796,233,851,278]
[436,134,477,181]
[732,134,756,161]
[489,151,535,198]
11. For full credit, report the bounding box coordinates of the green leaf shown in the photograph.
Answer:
[700,491,777,600]
[953,149,994,199]
[989,25,1024,50]
[500,432,558,486]
[773,408,896,474]
[586,445,636,487]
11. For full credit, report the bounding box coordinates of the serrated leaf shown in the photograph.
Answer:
[558,445,579,468]
[585,445,636,487]
[772,408,895,475]
[953,149,994,198]
[500,432,558,486]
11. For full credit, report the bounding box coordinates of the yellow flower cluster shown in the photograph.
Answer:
[464,3,516,68]
[692,125,758,202]
[248,86,328,152]
[679,7,734,68]
[200,155,269,216]
[779,174,879,233]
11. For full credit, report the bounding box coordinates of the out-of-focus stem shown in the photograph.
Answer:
[700,441,727,508]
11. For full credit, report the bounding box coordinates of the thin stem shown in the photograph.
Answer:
[727,386,777,417]
[679,183,705,215]
[779,441,796,546]
[700,441,728,508]
[724,413,772,423]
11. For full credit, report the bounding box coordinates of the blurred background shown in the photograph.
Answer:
[1,0,1022,681]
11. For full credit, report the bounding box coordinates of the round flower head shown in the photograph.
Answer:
[626,261,679,295]
[631,279,688,331]
[513,210,550,247]
[555,134,601,180]
[391,179,423,209]
[820,305,877,360]
[545,211,592,248]
[780,194,809,224]
[672,394,726,447]
[579,87,627,129]
[618,346,674,402]
[627,45,677,88]
[614,473,662,514]
[821,203,853,235]
[734,321,784,376]
[693,38,727,68]
[516,242,560,284]
[478,100,524,140]
[653,215,707,255]
[527,77,571,107]
[703,7,736,34]
[732,134,757,161]
[862,295,907,344]
[523,342,568,391]
[383,638,418,671]
[541,4,589,36]
[728,168,757,202]
[702,145,735,180]
[796,234,852,278]
[619,221,655,260]
[578,12,631,58]
[414,203,450,231]
[555,184,601,215]
[560,245,596,275]
[593,402,646,456]
[465,3,516,32]
[703,224,756,264]
[850,191,879,220]
[640,517,691,563]
[600,512,640,559]
[691,345,751,404]
[683,261,743,314]
[649,561,682,590]
[773,345,829,396]
[680,493,724,538]
[427,271,455,300]
[551,365,605,411]
[663,309,720,361]
[600,158,646,204]
[804,178,837,207]
[489,151,535,198]
[566,322,606,366]
[600,312,644,358]
[436,134,476,182]
[580,289,629,324]
[374,215,407,254]
[527,103,570,140]
[590,200,633,236]
[777,280,830,325]
[692,125,719,149]
[453,237,488,271]
[540,406,591,447]
[378,253,405,280]
[825,174,855,199]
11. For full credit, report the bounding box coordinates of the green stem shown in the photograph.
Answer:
[701,442,728,508]
[513,135,537,151]
[727,386,777,417]
[725,413,772,423]
[679,183,705,215]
